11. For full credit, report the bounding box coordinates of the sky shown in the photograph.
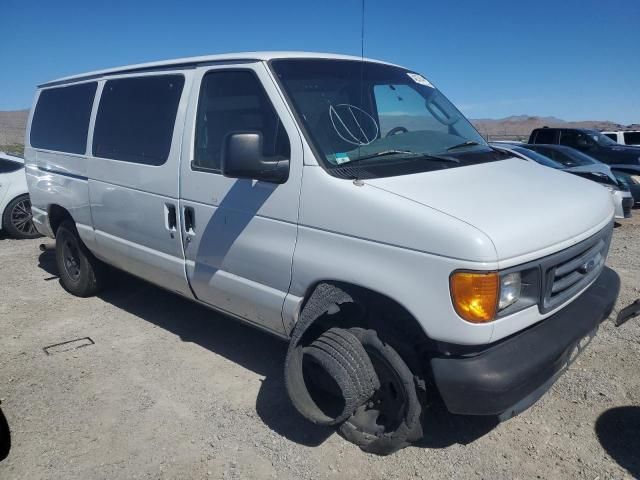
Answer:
[1,0,639,123]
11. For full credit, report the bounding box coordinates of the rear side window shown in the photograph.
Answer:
[604,133,618,142]
[0,158,23,173]
[623,132,640,145]
[30,82,97,154]
[193,70,290,173]
[532,129,557,144]
[93,75,185,165]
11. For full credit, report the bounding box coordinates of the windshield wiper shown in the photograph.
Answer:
[447,140,481,151]
[346,150,459,165]
[349,149,415,163]
[413,153,460,164]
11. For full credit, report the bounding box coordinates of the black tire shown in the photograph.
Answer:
[0,406,9,462]
[55,220,104,297]
[2,194,40,239]
[286,327,379,426]
[339,327,423,455]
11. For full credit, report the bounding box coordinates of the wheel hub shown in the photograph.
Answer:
[62,239,81,280]
[347,351,407,435]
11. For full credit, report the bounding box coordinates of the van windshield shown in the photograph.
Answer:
[271,59,501,177]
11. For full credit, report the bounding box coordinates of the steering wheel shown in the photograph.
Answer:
[386,126,408,137]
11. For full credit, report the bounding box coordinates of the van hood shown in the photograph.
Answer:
[364,157,614,264]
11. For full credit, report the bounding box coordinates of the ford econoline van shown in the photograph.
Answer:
[25,52,619,455]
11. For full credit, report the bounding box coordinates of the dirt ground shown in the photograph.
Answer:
[0,215,639,480]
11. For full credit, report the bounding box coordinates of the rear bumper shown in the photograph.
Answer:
[431,267,619,417]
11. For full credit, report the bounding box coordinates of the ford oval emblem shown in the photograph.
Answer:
[579,259,596,274]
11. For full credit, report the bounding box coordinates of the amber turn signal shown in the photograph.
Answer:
[450,271,499,323]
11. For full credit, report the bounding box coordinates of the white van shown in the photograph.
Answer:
[25,52,619,455]
[602,130,640,146]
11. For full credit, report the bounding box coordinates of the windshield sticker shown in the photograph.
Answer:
[334,153,350,164]
[407,73,433,87]
[329,104,379,146]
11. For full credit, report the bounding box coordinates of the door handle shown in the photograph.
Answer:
[184,206,195,234]
[164,204,177,235]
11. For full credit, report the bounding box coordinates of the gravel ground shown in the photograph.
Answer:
[0,216,639,479]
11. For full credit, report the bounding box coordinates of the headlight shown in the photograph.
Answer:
[499,273,521,310]
[450,268,539,323]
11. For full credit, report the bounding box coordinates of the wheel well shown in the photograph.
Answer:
[297,282,434,375]
[48,205,73,235]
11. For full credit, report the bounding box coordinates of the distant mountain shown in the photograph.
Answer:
[473,115,566,125]
[470,115,640,140]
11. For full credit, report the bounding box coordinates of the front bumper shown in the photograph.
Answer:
[431,267,619,418]
[622,195,634,218]
[612,190,632,219]
[629,183,640,204]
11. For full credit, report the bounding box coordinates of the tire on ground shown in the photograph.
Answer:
[339,327,424,455]
[285,327,379,426]
[55,220,105,297]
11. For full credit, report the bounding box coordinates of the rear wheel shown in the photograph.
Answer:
[339,328,424,455]
[2,194,40,239]
[55,220,104,297]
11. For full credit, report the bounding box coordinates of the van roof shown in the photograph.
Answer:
[39,51,400,88]
[602,130,640,134]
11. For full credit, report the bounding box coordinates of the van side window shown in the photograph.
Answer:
[623,132,640,145]
[93,75,185,165]
[603,133,618,142]
[193,70,290,173]
[30,82,97,154]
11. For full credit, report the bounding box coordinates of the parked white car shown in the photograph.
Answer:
[602,130,640,146]
[490,143,633,219]
[0,152,39,238]
[25,52,620,455]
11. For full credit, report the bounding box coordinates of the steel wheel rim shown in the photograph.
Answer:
[11,199,37,236]
[347,350,407,435]
[61,236,81,281]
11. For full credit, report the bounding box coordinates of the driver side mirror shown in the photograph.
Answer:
[221,132,289,184]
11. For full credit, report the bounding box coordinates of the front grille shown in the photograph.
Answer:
[540,225,613,313]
